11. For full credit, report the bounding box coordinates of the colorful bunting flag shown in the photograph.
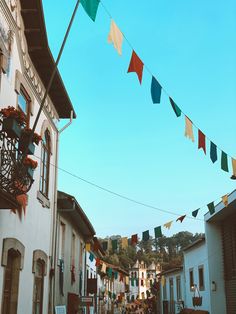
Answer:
[161,276,166,287]
[176,214,186,223]
[151,76,162,104]
[131,234,138,245]
[121,237,128,249]
[232,158,236,178]
[221,151,229,172]
[125,276,129,285]
[210,142,217,163]
[85,243,91,252]
[89,252,94,262]
[95,258,101,266]
[185,116,194,142]
[192,208,200,218]
[101,262,107,273]
[112,239,118,251]
[164,221,173,230]
[222,194,228,207]
[102,241,108,251]
[154,226,162,238]
[142,230,150,241]
[207,202,215,215]
[198,130,206,154]
[127,50,144,84]
[107,267,113,278]
[169,97,181,117]
[119,273,124,282]
[80,0,100,21]
[108,20,123,55]
[114,271,118,280]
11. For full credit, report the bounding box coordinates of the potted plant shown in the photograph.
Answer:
[19,128,42,155]
[0,106,26,138]
[192,285,202,307]
[23,156,38,178]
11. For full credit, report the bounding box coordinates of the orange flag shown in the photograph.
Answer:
[164,221,173,230]
[185,116,194,142]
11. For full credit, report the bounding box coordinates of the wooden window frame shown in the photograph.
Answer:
[176,275,182,300]
[189,268,194,291]
[17,85,31,127]
[198,265,205,291]
[40,129,51,198]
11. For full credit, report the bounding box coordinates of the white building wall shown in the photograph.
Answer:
[0,2,63,314]
[160,270,184,314]
[205,221,227,314]
[183,242,210,312]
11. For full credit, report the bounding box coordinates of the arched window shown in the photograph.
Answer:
[2,249,21,314]
[40,129,51,197]
[33,260,45,314]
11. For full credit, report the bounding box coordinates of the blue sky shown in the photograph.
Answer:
[42,0,236,238]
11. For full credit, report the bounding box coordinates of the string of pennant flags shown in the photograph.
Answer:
[79,0,236,179]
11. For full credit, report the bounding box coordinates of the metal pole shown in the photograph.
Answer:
[22,0,80,158]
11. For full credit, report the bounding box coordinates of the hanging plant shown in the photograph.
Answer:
[0,106,26,138]
[21,127,42,145]
[23,156,38,169]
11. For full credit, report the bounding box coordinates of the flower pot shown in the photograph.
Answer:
[19,137,35,155]
[192,296,202,306]
[2,118,22,138]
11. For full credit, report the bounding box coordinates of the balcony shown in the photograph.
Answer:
[0,109,35,210]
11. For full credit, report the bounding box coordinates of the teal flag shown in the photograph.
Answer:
[151,76,162,103]
[154,226,162,238]
[142,230,150,241]
[192,209,200,218]
[114,271,118,280]
[89,252,94,262]
[107,267,113,278]
[207,202,215,215]
[221,151,229,172]
[169,97,181,117]
[80,0,100,21]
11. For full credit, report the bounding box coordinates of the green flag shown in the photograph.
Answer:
[221,151,229,172]
[207,202,215,215]
[107,267,113,278]
[154,226,162,238]
[80,0,100,21]
[169,97,181,117]
[192,209,200,218]
[142,230,150,241]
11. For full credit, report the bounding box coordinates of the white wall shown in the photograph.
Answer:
[0,2,60,314]
[183,242,210,312]
[205,221,227,314]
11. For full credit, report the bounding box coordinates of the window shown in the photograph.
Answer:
[163,282,167,300]
[141,279,144,286]
[40,130,51,197]
[33,260,45,314]
[142,272,144,278]
[59,222,65,260]
[176,276,182,300]
[71,233,76,267]
[2,249,21,314]
[198,265,205,291]
[17,87,30,126]
[189,268,194,291]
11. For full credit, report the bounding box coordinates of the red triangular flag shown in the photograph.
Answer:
[176,215,186,223]
[127,50,144,84]
[119,273,124,282]
[95,258,101,267]
[198,130,206,154]
[131,234,138,245]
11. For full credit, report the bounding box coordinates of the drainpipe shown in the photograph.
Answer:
[50,110,73,313]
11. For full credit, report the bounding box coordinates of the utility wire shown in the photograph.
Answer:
[33,153,229,223]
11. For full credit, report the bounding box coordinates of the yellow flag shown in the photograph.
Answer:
[185,116,194,142]
[164,221,173,230]
[85,243,91,252]
[121,237,128,249]
[108,20,123,55]
[161,276,166,287]
[232,158,236,177]
[125,276,129,285]
[222,194,228,207]
[101,262,107,273]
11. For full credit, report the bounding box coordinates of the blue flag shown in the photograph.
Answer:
[151,76,162,104]
[210,142,217,163]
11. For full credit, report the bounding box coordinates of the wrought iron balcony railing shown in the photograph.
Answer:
[0,116,34,209]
